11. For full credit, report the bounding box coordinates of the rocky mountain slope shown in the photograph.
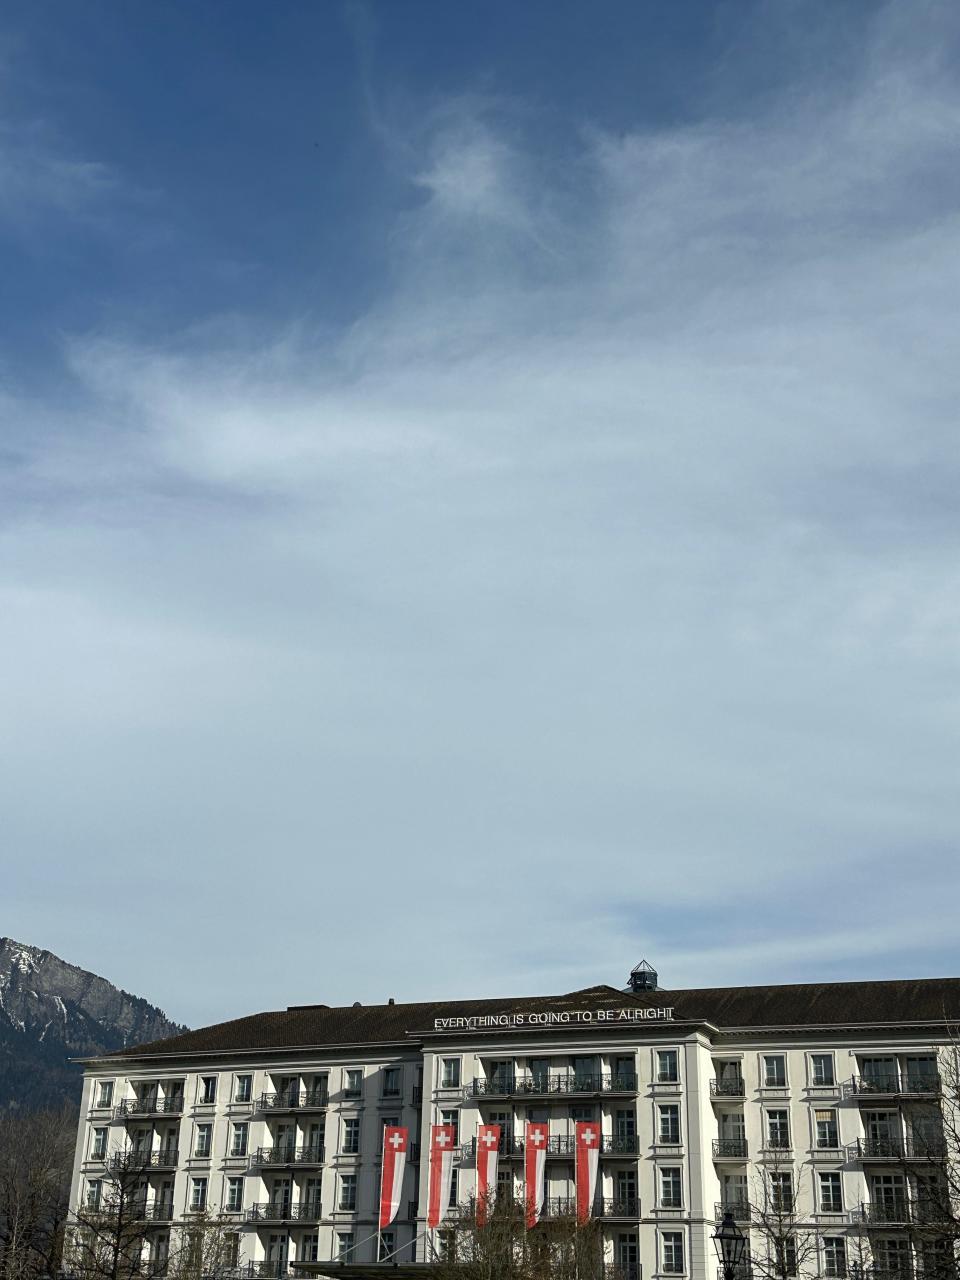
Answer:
[0,937,185,1111]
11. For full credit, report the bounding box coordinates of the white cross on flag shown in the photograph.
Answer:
[475,1124,501,1226]
[524,1123,549,1228]
[379,1126,409,1228]
[575,1122,600,1223]
[428,1124,458,1229]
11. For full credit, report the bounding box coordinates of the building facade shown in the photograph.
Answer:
[67,965,960,1278]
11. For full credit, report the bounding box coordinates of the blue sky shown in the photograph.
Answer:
[2,1,959,1027]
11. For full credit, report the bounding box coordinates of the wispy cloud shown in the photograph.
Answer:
[2,1,959,1019]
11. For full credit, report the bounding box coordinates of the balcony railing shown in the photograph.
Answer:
[133,1201,175,1222]
[245,1199,322,1223]
[251,1144,325,1167]
[712,1138,748,1159]
[109,1148,180,1171]
[849,1074,941,1099]
[716,1268,752,1280]
[465,1133,641,1160]
[714,1200,753,1222]
[854,1201,913,1225]
[470,1073,638,1098]
[710,1078,745,1098]
[115,1096,184,1117]
[850,1135,948,1162]
[258,1089,328,1112]
[604,1267,641,1280]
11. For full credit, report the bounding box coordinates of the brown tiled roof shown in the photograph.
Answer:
[105,976,960,1063]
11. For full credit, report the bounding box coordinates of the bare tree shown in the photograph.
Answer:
[63,1153,161,1280]
[0,1106,75,1280]
[164,1211,242,1280]
[746,1148,819,1280]
[433,1194,606,1280]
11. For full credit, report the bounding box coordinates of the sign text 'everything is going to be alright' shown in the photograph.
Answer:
[433,1007,675,1031]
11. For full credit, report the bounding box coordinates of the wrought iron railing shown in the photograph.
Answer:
[470,1073,638,1097]
[853,1201,913,1224]
[132,1201,175,1221]
[245,1199,322,1223]
[251,1144,325,1166]
[710,1078,745,1097]
[465,1133,641,1159]
[115,1096,184,1117]
[714,1200,753,1222]
[712,1138,748,1158]
[258,1089,328,1111]
[849,1074,940,1098]
[109,1148,180,1170]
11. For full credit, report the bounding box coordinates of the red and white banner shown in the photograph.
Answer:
[524,1122,548,1228]
[575,1122,600,1224]
[427,1124,457,1229]
[475,1124,501,1225]
[379,1126,409,1229]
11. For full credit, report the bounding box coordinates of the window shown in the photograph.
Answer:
[658,1104,681,1144]
[340,1173,357,1210]
[94,1081,114,1108]
[662,1232,685,1274]
[195,1124,212,1157]
[344,1069,362,1098]
[657,1050,679,1083]
[224,1234,240,1267]
[449,1167,459,1208]
[301,1234,320,1263]
[763,1055,786,1087]
[811,1054,835,1086]
[659,1167,682,1209]
[776,1238,798,1278]
[337,1231,355,1259]
[234,1074,252,1103]
[815,1109,839,1149]
[383,1066,401,1097]
[769,1172,793,1213]
[91,1128,108,1159]
[441,1109,460,1142]
[441,1058,461,1088]
[230,1123,248,1157]
[379,1231,396,1261]
[190,1177,208,1210]
[85,1179,102,1209]
[823,1237,846,1278]
[766,1110,790,1149]
[200,1076,217,1104]
[819,1172,843,1213]
[226,1176,243,1212]
[343,1117,361,1154]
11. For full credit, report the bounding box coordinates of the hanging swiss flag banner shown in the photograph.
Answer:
[524,1122,548,1228]
[427,1124,457,1229]
[475,1124,501,1225]
[575,1122,600,1224]
[379,1126,409,1229]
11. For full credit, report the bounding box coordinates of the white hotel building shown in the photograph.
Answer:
[68,963,960,1279]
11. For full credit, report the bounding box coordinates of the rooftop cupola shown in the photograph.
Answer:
[629,958,659,992]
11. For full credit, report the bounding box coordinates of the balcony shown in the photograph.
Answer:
[849,1074,941,1100]
[854,1201,913,1225]
[537,1197,640,1219]
[465,1133,641,1160]
[115,1096,184,1118]
[245,1199,322,1224]
[712,1138,748,1159]
[133,1202,175,1223]
[470,1073,638,1098]
[710,1079,745,1098]
[850,1135,947,1162]
[109,1148,180,1171]
[258,1089,328,1113]
[604,1268,640,1280]
[714,1200,753,1222]
[251,1144,325,1168]
[716,1268,752,1280]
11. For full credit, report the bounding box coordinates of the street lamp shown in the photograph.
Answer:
[713,1210,747,1280]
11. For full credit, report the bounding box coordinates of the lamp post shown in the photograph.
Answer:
[713,1210,747,1280]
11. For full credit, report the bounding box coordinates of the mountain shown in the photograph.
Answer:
[0,937,185,1111]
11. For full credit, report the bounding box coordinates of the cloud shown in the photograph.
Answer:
[2,1,960,1020]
